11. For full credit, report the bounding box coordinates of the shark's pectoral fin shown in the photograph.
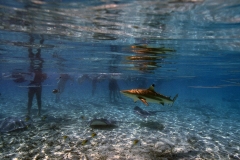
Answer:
[133,97,138,102]
[160,102,164,106]
[138,97,149,106]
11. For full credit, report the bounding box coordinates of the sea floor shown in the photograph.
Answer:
[0,95,240,160]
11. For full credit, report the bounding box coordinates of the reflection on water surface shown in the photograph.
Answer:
[0,1,240,159]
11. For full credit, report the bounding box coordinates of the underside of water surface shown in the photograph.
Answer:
[0,0,240,159]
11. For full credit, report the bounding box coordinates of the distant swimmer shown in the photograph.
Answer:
[11,72,27,83]
[77,74,90,84]
[77,74,107,96]
[2,71,33,83]
[120,84,178,106]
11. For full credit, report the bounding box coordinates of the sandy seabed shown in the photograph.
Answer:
[0,96,240,160]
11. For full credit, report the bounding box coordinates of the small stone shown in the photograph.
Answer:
[101,139,108,145]
[80,154,88,160]
[32,135,42,141]
[108,145,115,151]
[55,145,61,151]
[43,147,51,154]
[154,141,165,149]
[35,153,45,160]
[47,140,54,146]
[48,122,59,130]
[9,137,16,144]
[64,152,80,160]
[28,149,38,157]
[64,148,72,153]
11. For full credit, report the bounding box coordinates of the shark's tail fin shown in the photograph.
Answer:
[171,94,178,107]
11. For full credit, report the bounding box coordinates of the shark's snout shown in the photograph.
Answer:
[120,90,128,94]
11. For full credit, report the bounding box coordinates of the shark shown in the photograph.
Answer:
[120,84,178,106]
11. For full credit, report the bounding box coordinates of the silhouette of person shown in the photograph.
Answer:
[91,76,98,96]
[92,74,108,96]
[55,74,73,103]
[2,70,28,83]
[77,74,106,96]
[77,74,90,85]
[27,35,47,116]
[108,77,121,103]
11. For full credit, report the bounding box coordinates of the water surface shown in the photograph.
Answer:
[0,0,240,159]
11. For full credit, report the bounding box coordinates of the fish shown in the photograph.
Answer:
[120,84,178,106]
[133,106,165,117]
[62,135,70,141]
[80,115,86,120]
[25,115,31,122]
[52,89,60,94]
[82,138,91,145]
[132,139,141,147]
[91,132,97,138]
[41,115,47,121]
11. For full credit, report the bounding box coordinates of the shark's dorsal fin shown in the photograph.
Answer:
[148,84,155,91]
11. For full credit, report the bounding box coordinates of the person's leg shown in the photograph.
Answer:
[55,93,60,103]
[109,90,113,102]
[113,90,117,102]
[109,90,111,102]
[59,81,66,93]
[27,88,34,115]
[36,86,42,116]
[55,80,66,103]
[92,80,97,96]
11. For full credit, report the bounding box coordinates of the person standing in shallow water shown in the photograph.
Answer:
[27,35,47,116]
[109,77,121,103]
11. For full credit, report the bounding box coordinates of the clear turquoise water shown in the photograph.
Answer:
[0,0,240,159]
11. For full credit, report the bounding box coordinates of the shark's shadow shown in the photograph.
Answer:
[87,117,165,131]
[133,106,166,118]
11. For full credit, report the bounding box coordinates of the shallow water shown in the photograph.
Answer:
[0,0,240,159]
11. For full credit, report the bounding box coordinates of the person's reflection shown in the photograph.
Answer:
[27,35,47,116]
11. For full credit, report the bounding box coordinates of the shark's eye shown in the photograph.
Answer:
[152,84,155,87]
